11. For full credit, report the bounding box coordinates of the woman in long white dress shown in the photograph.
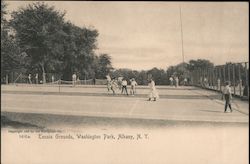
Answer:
[106,74,111,92]
[148,78,159,101]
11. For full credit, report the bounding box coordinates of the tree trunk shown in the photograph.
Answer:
[41,63,46,84]
[6,74,8,84]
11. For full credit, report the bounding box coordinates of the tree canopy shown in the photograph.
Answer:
[3,2,111,82]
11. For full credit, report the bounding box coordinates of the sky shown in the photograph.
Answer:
[5,1,249,70]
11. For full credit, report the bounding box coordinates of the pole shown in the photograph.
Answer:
[179,5,185,64]
[239,64,242,96]
[228,64,231,84]
[232,64,236,95]
[223,65,226,84]
[212,68,215,89]
[215,67,217,90]
[219,66,222,91]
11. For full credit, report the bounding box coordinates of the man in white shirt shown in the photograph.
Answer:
[121,78,128,95]
[169,76,173,86]
[222,81,233,113]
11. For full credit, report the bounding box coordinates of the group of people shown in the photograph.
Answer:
[27,73,55,84]
[106,74,159,101]
[169,76,179,87]
[28,72,234,111]
[106,74,138,96]
[169,76,188,87]
[106,74,234,110]
[27,73,45,84]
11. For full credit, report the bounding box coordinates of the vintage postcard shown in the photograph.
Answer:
[1,1,249,164]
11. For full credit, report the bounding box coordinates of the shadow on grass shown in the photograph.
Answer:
[200,110,223,113]
[1,115,43,129]
[1,112,248,132]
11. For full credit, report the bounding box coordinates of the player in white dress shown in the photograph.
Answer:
[148,78,159,101]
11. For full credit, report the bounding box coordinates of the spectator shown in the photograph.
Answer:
[35,73,38,84]
[28,74,32,84]
[175,76,179,87]
[169,76,174,86]
[184,78,187,86]
[52,75,55,83]
[217,78,221,91]
[72,73,77,86]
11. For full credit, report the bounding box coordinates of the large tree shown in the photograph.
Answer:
[61,22,99,80]
[9,2,66,83]
[9,2,100,82]
[1,1,26,83]
[94,54,113,79]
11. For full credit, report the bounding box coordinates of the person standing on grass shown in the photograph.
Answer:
[72,73,77,86]
[52,75,55,83]
[203,77,208,88]
[184,77,187,86]
[175,76,179,87]
[222,81,233,113]
[169,76,174,86]
[110,78,118,95]
[28,74,32,84]
[106,74,111,92]
[217,78,221,91]
[118,76,123,90]
[35,73,38,84]
[121,78,128,95]
[130,78,137,96]
[148,78,159,101]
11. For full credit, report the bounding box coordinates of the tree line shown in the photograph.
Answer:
[109,59,214,86]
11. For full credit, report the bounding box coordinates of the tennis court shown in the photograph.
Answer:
[1,85,248,126]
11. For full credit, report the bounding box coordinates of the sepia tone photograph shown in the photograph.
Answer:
[1,1,249,164]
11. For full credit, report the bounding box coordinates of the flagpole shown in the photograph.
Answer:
[179,5,185,64]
